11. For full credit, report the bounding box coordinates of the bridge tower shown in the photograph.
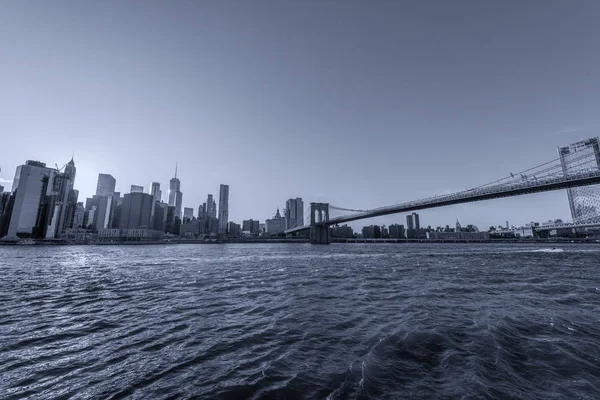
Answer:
[310,202,330,244]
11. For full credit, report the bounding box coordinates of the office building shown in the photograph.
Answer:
[120,192,155,230]
[5,161,56,238]
[227,221,241,237]
[198,203,207,219]
[150,182,161,201]
[168,165,183,218]
[330,224,353,238]
[265,208,286,235]
[73,202,85,229]
[388,224,405,239]
[558,137,600,223]
[0,192,14,237]
[42,172,73,238]
[130,185,144,193]
[64,158,76,190]
[84,195,113,231]
[109,194,122,229]
[218,184,229,234]
[0,185,4,193]
[362,225,382,239]
[183,207,194,221]
[166,206,176,234]
[153,202,168,232]
[285,197,304,230]
[96,174,116,197]
[206,194,216,218]
[243,219,260,234]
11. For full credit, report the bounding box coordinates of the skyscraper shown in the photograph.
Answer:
[96,174,116,197]
[285,197,304,229]
[120,192,155,230]
[183,207,194,220]
[198,202,207,219]
[218,184,229,234]
[206,194,217,218]
[558,137,600,223]
[5,161,55,238]
[62,158,78,230]
[168,164,183,218]
[130,185,144,193]
[150,182,161,201]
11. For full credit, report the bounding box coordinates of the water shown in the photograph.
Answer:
[1,243,600,399]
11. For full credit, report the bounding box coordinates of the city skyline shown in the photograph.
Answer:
[2,1,600,228]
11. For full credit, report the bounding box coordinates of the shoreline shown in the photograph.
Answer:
[0,238,598,246]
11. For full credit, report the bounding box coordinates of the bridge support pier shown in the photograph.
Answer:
[310,203,330,244]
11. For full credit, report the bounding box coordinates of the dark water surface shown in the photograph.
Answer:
[1,243,600,399]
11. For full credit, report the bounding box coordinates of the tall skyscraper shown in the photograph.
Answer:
[285,197,304,229]
[198,202,207,219]
[218,184,229,234]
[62,158,78,230]
[130,185,144,193]
[406,214,415,230]
[206,194,216,218]
[96,174,116,197]
[150,182,161,201]
[168,164,183,218]
[120,192,155,230]
[42,171,72,238]
[64,158,76,191]
[183,207,194,220]
[558,137,600,223]
[5,161,55,238]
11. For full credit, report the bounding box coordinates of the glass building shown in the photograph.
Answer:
[558,137,600,223]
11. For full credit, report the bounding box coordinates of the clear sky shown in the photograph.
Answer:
[1,0,599,230]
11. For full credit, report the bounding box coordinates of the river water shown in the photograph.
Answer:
[1,243,599,399]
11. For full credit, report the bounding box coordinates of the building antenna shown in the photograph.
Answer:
[175,163,178,179]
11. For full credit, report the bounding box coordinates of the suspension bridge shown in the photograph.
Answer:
[286,146,600,243]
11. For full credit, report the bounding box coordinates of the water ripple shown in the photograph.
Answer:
[1,243,600,399]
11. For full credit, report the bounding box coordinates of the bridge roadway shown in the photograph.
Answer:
[285,169,600,234]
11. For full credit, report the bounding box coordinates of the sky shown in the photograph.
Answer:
[1,0,600,230]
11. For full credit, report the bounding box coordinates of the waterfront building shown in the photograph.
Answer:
[330,224,354,238]
[84,195,113,231]
[218,184,229,234]
[153,202,168,232]
[242,219,260,234]
[427,231,490,240]
[388,224,405,239]
[227,221,241,237]
[285,197,304,230]
[558,137,600,223]
[0,192,14,237]
[40,171,74,238]
[96,173,116,197]
[265,208,286,235]
[362,225,382,239]
[5,161,56,238]
[180,220,200,237]
[120,192,155,230]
